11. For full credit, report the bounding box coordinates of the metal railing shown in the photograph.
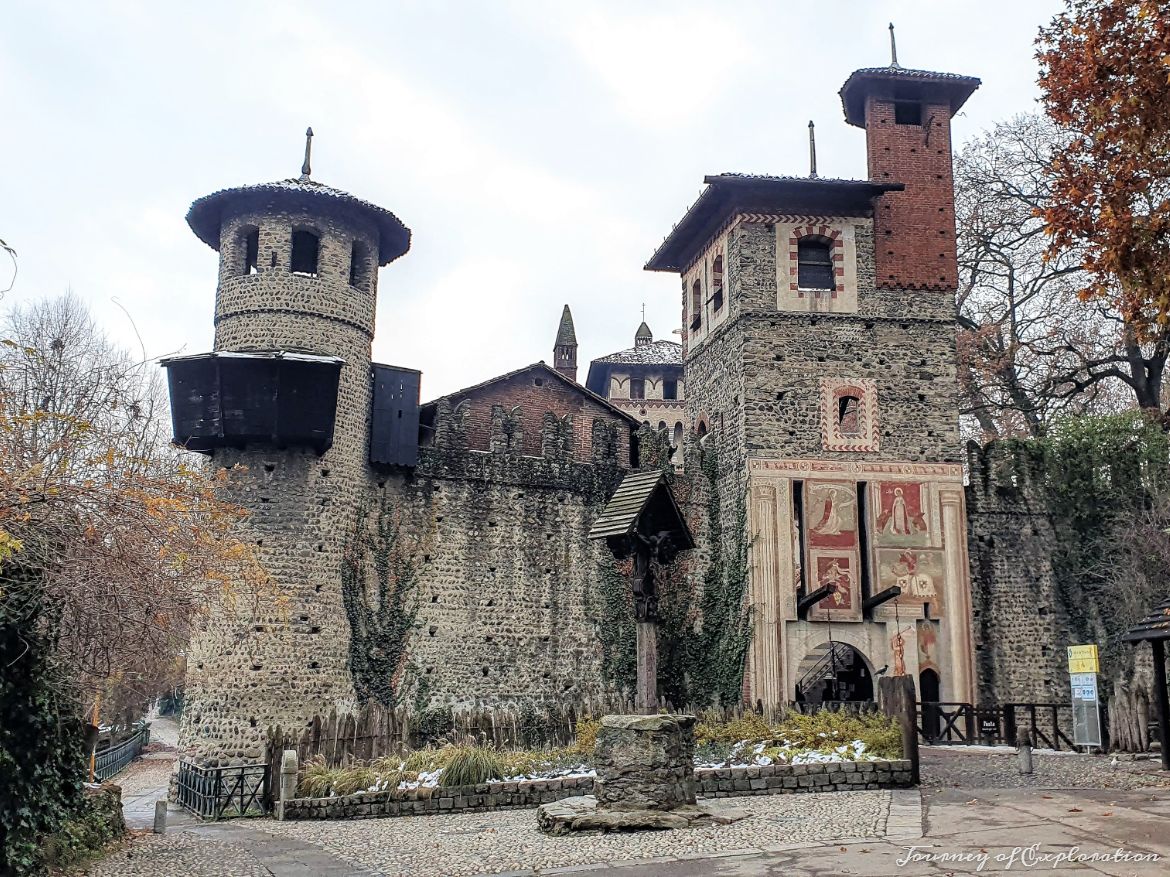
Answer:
[94,724,151,781]
[175,761,270,820]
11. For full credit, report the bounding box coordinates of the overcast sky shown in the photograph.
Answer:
[1,0,1063,400]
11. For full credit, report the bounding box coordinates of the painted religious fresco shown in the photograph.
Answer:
[875,548,945,616]
[916,619,940,672]
[870,481,940,547]
[806,481,857,548]
[805,481,861,620]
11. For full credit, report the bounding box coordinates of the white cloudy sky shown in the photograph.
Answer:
[1,0,1062,400]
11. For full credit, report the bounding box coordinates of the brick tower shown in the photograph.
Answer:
[646,53,980,710]
[166,131,411,762]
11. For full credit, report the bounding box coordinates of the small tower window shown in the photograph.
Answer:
[629,378,645,400]
[797,237,834,290]
[838,394,862,436]
[240,226,259,275]
[690,279,702,330]
[663,379,678,400]
[711,255,724,311]
[291,229,320,276]
[349,239,370,290]
[894,99,922,126]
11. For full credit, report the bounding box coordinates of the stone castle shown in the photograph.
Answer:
[167,56,1059,763]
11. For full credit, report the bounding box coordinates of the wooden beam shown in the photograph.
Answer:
[864,586,902,616]
[797,583,836,620]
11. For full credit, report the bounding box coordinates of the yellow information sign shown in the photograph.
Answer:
[1067,644,1100,674]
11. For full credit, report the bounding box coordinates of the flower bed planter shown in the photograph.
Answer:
[279,759,913,821]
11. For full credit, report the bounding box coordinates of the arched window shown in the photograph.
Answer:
[673,421,683,446]
[837,394,861,436]
[690,279,702,330]
[349,239,370,290]
[291,229,320,276]
[657,420,667,432]
[712,255,724,311]
[797,236,834,290]
[239,226,259,275]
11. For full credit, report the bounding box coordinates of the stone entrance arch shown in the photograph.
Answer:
[793,641,875,706]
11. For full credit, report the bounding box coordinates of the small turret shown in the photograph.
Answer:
[635,321,653,347]
[554,304,578,383]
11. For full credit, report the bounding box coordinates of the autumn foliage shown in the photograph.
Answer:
[0,294,268,717]
[1037,1,1170,339]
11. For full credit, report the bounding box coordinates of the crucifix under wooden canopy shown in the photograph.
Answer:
[1122,594,1170,770]
[589,469,694,712]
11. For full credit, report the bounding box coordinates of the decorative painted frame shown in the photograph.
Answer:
[774,218,859,314]
[820,378,879,452]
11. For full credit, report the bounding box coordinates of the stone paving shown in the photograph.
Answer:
[83,745,1170,876]
[920,745,1170,792]
[260,789,892,876]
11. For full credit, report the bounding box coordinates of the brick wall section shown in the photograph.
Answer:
[279,759,914,820]
[432,368,632,464]
[865,95,958,291]
[966,443,1069,704]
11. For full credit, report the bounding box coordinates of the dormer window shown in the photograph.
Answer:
[711,255,724,311]
[797,237,834,290]
[291,229,320,276]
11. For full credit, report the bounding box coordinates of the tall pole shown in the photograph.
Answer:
[89,693,102,782]
[1151,638,1170,771]
[808,121,817,178]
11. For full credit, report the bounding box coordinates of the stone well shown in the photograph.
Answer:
[538,714,746,835]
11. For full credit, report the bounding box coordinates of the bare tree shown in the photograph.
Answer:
[955,114,1159,440]
[0,293,268,714]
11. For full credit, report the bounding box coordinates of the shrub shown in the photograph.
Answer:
[570,718,600,755]
[438,744,504,787]
[694,710,772,746]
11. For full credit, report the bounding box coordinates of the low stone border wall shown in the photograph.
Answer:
[280,759,913,821]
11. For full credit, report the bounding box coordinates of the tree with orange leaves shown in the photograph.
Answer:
[1037,0,1170,412]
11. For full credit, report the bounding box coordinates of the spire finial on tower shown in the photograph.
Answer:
[300,127,314,180]
[888,23,901,68]
[808,120,818,178]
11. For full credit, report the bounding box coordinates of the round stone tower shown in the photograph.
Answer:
[170,132,411,763]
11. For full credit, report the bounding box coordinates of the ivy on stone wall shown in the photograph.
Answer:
[592,431,752,707]
[992,411,1170,687]
[0,574,87,876]
[342,497,421,709]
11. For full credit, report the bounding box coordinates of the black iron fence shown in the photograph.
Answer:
[94,724,151,781]
[175,761,270,820]
[918,702,1089,750]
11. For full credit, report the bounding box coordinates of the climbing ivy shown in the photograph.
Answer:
[0,570,87,876]
[342,496,421,709]
[592,439,752,707]
[990,411,1170,686]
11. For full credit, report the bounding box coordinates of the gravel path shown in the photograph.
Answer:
[921,746,1170,791]
[259,789,892,876]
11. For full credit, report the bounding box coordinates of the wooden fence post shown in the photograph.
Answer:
[879,675,919,785]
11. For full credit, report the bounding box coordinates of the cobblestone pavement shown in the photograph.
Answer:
[921,746,1170,792]
[259,789,892,876]
[81,831,271,877]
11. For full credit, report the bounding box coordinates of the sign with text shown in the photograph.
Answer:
[1067,644,1099,674]
[1069,670,1102,748]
